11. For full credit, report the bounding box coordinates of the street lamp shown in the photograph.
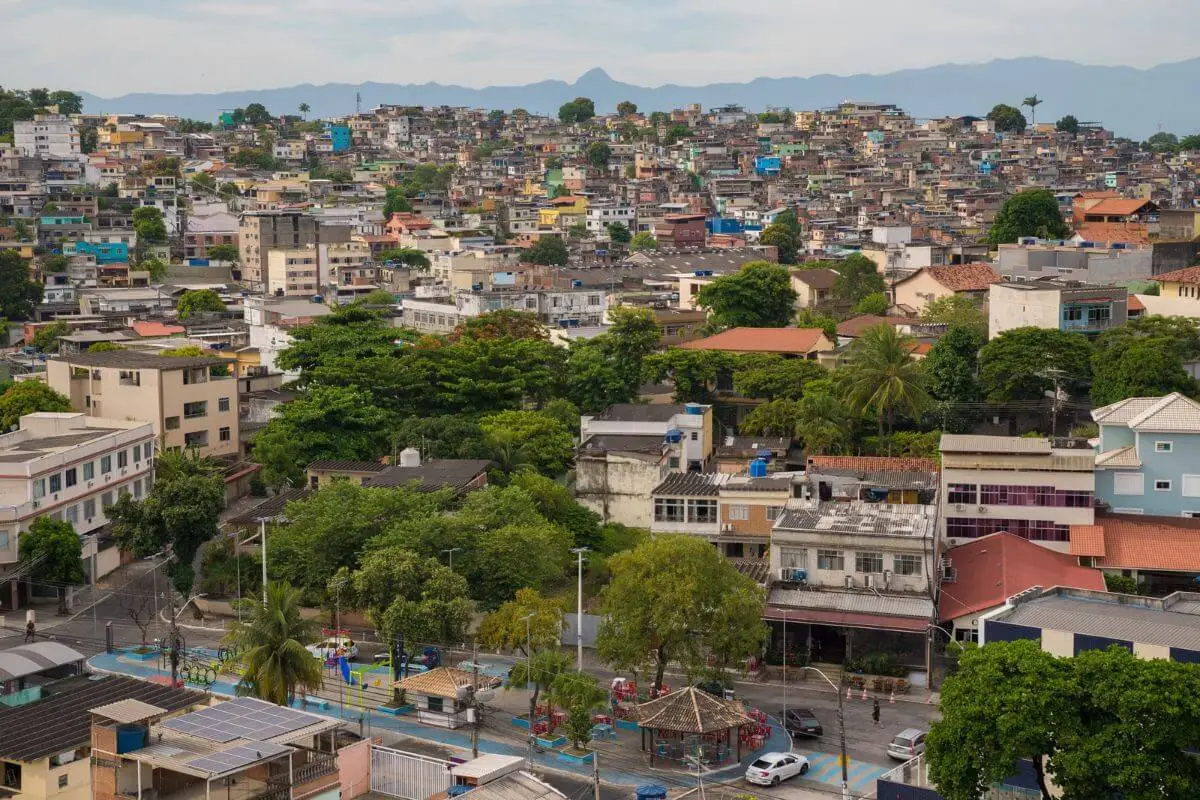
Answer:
[520,612,536,768]
[801,666,849,800]
[569,547,588,672]
[442,547,462,571]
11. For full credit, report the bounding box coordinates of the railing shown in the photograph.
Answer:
[248,781,291,800]
[880,753,930,787]
[291,754,337,787]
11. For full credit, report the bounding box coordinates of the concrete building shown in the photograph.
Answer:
[237,211,350,288]
[14,115,80,158]
[995,241,1152,284]
[266,248,321,297]
[650,471,793,561]
[987,281,1128,339]
[0,413,155,575]
[47,351,240,459]
[939,434,1095,553]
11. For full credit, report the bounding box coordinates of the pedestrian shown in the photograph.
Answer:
[872,698,881,728]
[24,619,35,643]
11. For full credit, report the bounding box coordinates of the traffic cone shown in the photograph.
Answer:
[889,690,896,704]
[845,686,852,701]
[860,687,867,701]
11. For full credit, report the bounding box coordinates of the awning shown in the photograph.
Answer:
[764,606,930,633]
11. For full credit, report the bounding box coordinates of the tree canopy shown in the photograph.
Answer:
[832,254,886,306]
[629,232,658,252]
[988,189,1071,244]
[523,236,569,266]
[176,289,226,320]
[586,141,612,169]
[477,588,564,656]
[921,294,987,339]
[1056,115,1080,134]
[0,251,42,320]
[20,516,86,605]
[1090,336,1195,406]
[558,97,596,124]
[979,327,1092,403]
[697,261,797,328]
[352,548,473,648]
[759,223,798,264]
[0,382,70,431]
[616,101,638,116]
[841,324,930,442]
[987,103,1027,133]
[924,326,984,432]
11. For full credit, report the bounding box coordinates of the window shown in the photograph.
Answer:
[427,696,444,713]
[688,499,717,523]
[184,401,208,419]
[101,492,114,509]
[1113,473,1145,496]
[1155,479,1173,491]
[1184,475,1200,498]
[817,550,844,570]
[947,483,976,504]
[668,456,679,468]
[184,431,208,448]
[83,499,96,519]
[143,442,154,460]
[690,431,698,441]
[780,548,807,569]
[33,479,45,499]
[728,504,749,521]
[165,416,180,430]
[1156,441,1173,453]
[219,397,231,412]
[65,468,77,488]
[0,531,8,550]
[49,474,62,493]
[117,450,128,468]
[855,552,884,573]
[219,427,231,442]
[588,295,601,306]
[654,497,684,523]
[133,444,141,463]
[100,455,112,474]
[133,480,143,499]
[82,462,94,480]
[894,554,923,576]
[64,505,78,525]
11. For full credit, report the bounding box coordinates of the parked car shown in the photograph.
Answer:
[306,636,358,661]
[745,752,810,786]
[782,708,823,737]
[887,728,928,760]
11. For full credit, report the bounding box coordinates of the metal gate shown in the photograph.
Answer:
[369,745,451,800]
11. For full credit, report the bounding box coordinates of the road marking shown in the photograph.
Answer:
[798,751,889,790]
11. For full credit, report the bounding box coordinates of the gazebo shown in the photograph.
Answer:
[634,686,752,766]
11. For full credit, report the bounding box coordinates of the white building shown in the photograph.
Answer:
[939,434,1095,553]
[243,295,334,375]
[0,412,155,576]
[14,115,81,158]
[586,204,636,235]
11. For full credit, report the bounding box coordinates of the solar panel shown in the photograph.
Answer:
[188,742,290,775]
[163,696,321,743]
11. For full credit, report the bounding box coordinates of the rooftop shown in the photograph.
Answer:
[307,459,388,473]
[766,588,934,631]
[1154,265,1200,286]
[921,263,1002,292]
[363,458,490,492]
[939,434,1050,455]
[1069,514,1200,572]
[789,268,839,289]
[589,403,687,423]
[393,666,494,698]
[0,641,84,682]
[680,327,830,354]
[578,433,669,457]
[54,350,231,370]
[775,502,936,538]
[1093,392,1200,433]
[634,686,750,734]
[938,532,1106,621]
[652,471,794,497]
[0,415,139,466]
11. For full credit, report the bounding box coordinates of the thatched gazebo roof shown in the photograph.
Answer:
[634,686,751,734]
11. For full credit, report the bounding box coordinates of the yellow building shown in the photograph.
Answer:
[538,195,589,227]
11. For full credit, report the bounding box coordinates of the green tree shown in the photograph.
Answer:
[0,381,70,431]
[832,253,886,305]
[131,206,168,245]
[1056,115,1080,134]
[987,189,1071,244]
[629,232,658,252]
[853,291,889,316]
[363,289,395,305]
[987,103,1027,133]
[924,326,984,432]
[1180,134,1200,152]
[663,125,692,146]
[645,348,735,403]
[616,101,638,116]
[1093,314,1200,361]
[225,582,323,706]
[354,548,473,650]
[508,650,572,716]
[253,386,395,488]
[298,102,310,119]
[20,516,85,613]
[795,308,838,340]
[1022,95,1043,127]
[31,321,69,352]
[510,470,602,549]
[390,415,489,460]
[597,535,767,690]
[1090,336,1195,406]
[841,324,930,444]
[606,221,631,244]
[795,381,852,454]
[48,91,83,115]
[477,588,564,656]
[87,341,125,353]
[773,209,801,236]
[648,111,669,127]
[0,250,42,320]
[377,247,431,269]
[480,410,574,477]
[732,354,826,400]
[1146,131,1180,154]
[383,186,413,216]
[979,327,1092,403]
[206,243,239,263]
[523,236,569,266]
[921,294,988,339]
[697,261,797,328]
[759,223,798,264]
[558,97,596,124]
[564,339,637,413]
[455,309,546,342]
[586,141,612,169]
[740,398,803,437]
[242,103,272,125]
[139,257,168,282]
[176,289,227,320]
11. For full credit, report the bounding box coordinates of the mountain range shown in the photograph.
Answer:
[79,58,1200,139]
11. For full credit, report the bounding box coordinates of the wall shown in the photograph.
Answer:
[575,454,663,528]
[894,271,951,313]
[335,738,372,800]
[988,285,1060,339]
[158,368,240,458]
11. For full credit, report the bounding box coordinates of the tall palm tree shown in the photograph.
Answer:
[225,581,323,706]
[298,103,310,120]
[1022,95,1042,128]
[841,325,930,452]
[485,428,530,475]
[796,391,851,455]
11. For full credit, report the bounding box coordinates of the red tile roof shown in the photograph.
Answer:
[939,532,1106,621]
[923,264,1001,292]
[132,321,186,337]
[1153,265,1200,286]
[835,315,909,338]
[807,455,940,474]
[1084,198,1155,217]
[1070,514,1200,572]
[1073,221,1150,246]
[1068,525,1106,557]
[680,327,831,354]
[1128,295,1146,312]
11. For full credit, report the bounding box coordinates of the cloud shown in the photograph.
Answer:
[0,0,1196,94]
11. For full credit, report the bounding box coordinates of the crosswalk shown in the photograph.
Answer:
[798,751,890,794]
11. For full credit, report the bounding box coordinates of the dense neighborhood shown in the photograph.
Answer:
[2,62,1200,800]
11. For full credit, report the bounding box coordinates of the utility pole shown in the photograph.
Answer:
[570,547,588,672]
[471,642,480,758]
[330,575,347,714]
[592,749,601,800]
[258,518,268,602]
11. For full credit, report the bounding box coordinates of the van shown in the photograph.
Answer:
[887,728,927,760]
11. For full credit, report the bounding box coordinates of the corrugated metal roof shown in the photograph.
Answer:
[652,472,721,496]
[940,453,1094,472]
[90,698,168,724]
[0,641,84,681]
[939,434,1050,454]
[997,594,1200,651]
[458,772,566,799]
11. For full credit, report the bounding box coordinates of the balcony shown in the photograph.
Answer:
[291,753,337,787]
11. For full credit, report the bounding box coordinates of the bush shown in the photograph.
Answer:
[249,476,267,497]
[1104,573,1145,595]
[846,651,907,677]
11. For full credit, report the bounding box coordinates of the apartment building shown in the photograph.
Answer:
[266,248,321,297]
[237,211,350,287]
[14,115,80,158]
[0,412,155,572]
[939,434,1095,552]
[46,351,239,458]
[650,471,793,560]
[987,281,1128,339]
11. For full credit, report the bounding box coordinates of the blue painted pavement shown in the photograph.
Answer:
[796,750,890,793]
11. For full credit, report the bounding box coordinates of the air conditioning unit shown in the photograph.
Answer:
[864,574,874,589]
[977,506,988,514]
[88,481,94,488]
[844,575,854,589]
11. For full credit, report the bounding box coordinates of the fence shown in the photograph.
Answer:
[369,744,451,800]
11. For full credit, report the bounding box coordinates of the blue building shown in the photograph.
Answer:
[706,217,744,235]
[329,124,351,153]
[1092,392,1200,517]
[71,240,129,264]
[754,155,781,176]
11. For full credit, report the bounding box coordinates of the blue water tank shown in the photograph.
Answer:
[790,568,808,582]
[636,786,668,800]
[115,725,147,754]
[684,403,703,415]
[749,458,768,478]
[664,428,683,443]
[447,786,472,797]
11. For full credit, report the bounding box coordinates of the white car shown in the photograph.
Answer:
[306,637,358,661]
[745,751,810,786]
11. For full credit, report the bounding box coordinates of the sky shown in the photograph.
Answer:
[3,0,1199,95]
